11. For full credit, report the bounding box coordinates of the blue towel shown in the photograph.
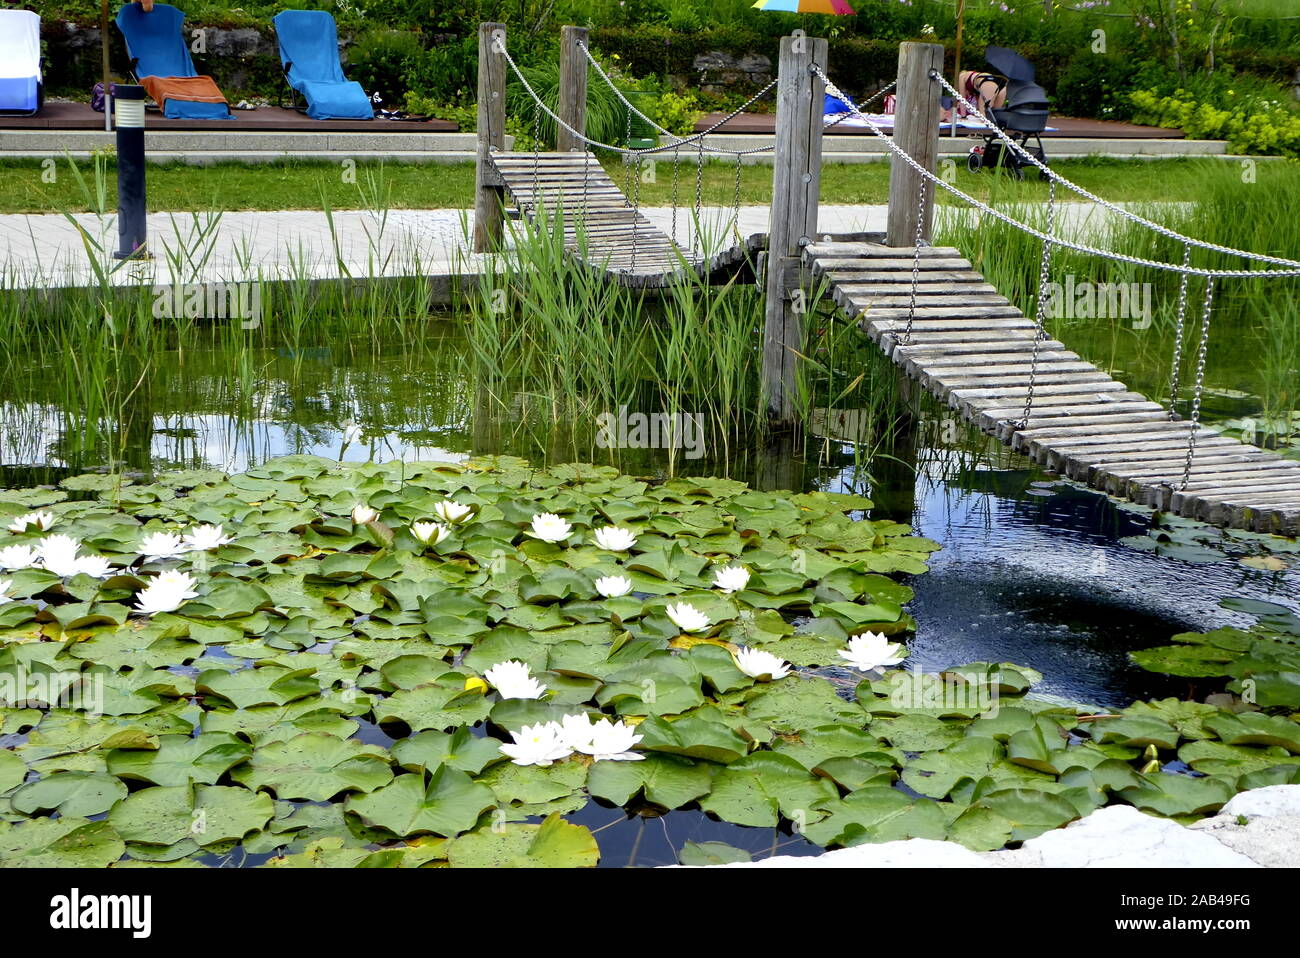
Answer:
[115,3,233,120]
[824,92,853,115]
[272,11,374,121]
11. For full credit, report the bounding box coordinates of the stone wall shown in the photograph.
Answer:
[41,20,288,99]
[688,51,774,96]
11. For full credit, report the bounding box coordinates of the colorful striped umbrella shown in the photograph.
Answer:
[751,0,856,14]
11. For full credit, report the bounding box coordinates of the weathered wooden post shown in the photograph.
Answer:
[886,42,944,247]
[474,22,507,253]
[557,26,589,152]
[761,32,828,426]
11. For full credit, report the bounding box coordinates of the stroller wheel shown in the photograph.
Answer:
[966,153,983,174]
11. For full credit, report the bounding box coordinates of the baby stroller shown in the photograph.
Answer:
[965,46,1050,180]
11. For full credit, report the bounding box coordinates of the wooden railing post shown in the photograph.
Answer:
[761,32,828,426]
[557,26,589,153]
[474,22,507,253]
[886,41,944,247]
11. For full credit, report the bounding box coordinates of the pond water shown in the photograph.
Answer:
[1,315,1296,866]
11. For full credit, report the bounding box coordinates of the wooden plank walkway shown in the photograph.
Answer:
[805,241,1300,536]
[486,150,762,289]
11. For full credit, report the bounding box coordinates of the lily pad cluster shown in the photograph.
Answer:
[1131,598,1300,707]
[0,455,1296,867]
[1119,509,1300,570]
[0,455,935,866]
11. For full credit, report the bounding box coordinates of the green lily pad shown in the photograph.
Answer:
[446,813,599,867]
[231,732,393,801]
[345,767,495,838]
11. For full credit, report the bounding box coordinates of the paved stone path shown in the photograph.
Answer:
[0,203,1132,291]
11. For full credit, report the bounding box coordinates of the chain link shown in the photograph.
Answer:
[732,153,744,246]
[1180,277,1216,489]
[1017,176,1058,430]
[694,135,706,255]
[1167,242,1193,420]
[531,99,541,212]
[900,171,928,348]
[670,145,681,247]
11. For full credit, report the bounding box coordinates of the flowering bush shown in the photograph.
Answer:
[655,91,704,137]
[1130,88,1300,158]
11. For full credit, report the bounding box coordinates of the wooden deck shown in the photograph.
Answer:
[697,112,1186,140]
[0,100,458,132]
[486,150,761,289]
[806,241,1300,536]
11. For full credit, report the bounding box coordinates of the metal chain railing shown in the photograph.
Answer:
[1167,242,1193,420]
[1018,175,1058,429]
[1181,278,1216,489]
[810,62,1300,280]
[900,170,928,347]
[931,71,1300,273]
[578,40,778,158]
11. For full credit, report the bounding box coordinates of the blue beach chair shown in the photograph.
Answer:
[0,10,43,116]
[272,10,374,121]
[115,3,233,120]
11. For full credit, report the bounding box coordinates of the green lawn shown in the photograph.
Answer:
[0,155,1289,215]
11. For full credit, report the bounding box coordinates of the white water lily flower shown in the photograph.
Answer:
[411,521,451,546]
[0,579,13,603]
[7,510,55,533]
[734,646,791,681]
[592,526,637,551]
[583,719,645,762]
[499,722,573,767]
[73,555,115,579]
[484,660,547,700]
[432,500,473,524]
[139,531,188,561]
[558,712,598,752]
[665,601,710,633]
[183,524,233,552]
[38,534,86,577]
[712,565,750,593]
[838,632,906,672]
[351,504,379,525]
[530,512,572,543]
[594,575,633,598]
[0,545,39,571]
[135,569,200,615]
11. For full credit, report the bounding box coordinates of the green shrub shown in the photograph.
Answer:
[655,91,703,137]
[506,61,639,151]
[346,29,427,106]
[1130,89,1300,158]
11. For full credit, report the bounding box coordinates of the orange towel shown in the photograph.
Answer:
[139,75,228,107]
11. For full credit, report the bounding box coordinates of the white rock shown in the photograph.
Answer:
[992,805,1259,868]
[1218,784,1300,819]
[673,838,989,868]
[1187,785,1300,868]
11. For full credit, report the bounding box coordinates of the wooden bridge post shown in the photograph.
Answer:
[886,42,944,247]
[557,26,589,153]
[761,33,828,425]
[474,22,507,253]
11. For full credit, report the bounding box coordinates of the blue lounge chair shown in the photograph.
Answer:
[115,3,232,120]
[272,11,374,121]
[0,10,43,116]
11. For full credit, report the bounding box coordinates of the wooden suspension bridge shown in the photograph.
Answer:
[472,24,1300,537]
